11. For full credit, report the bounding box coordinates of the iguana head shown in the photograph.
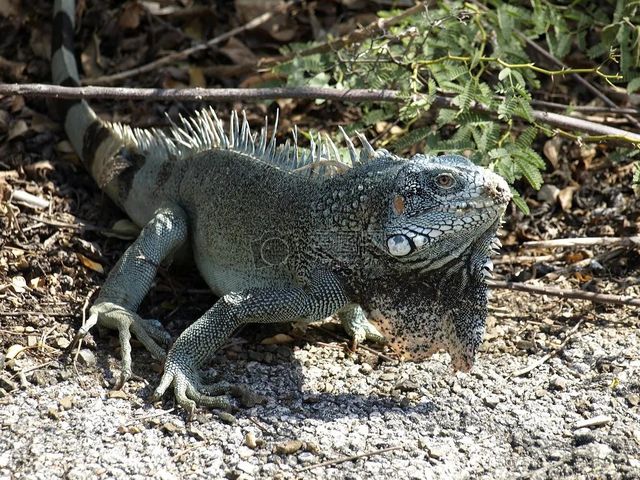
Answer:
[376,153,511,272]
[354,153,510,370]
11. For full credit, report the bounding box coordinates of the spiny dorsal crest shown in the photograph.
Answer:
[110,108,386,177]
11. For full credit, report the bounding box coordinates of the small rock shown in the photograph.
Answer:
[484,395,500,408]
[236,460,257,475]
[245,432,258,449]
[77,349,96,367]
[47,407,61,420]
[574,415,612,429]
[161,422,179,434]
[550,375,568,390]
[107,390,128,400]
[58,396,73,410]
[427,445,446,460]
[55,337,71,349]
[547,449,564,461]
[297,452,315,464]
[187,425,206,441]
[573,427,595,446]
[275,440,303,455]
[217,412,237,425]
[359,363,373,374]
[237,446,254,460]
[626,394,639,407]
[590,443,613,460]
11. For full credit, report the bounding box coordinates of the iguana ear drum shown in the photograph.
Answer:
[387,234,412,256]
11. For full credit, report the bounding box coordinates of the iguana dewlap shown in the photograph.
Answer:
[52,0,511,414]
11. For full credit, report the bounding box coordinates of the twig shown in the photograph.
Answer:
[86,4,291,85]
[522,236,640,249]
[258,2,432,70]
[317,325,396,362]
[531,99,640,116]
[510,318,585,377]
[487,280,640,308]
[297,446,402,473]
[2,83,640,145]
[521,32,640,130]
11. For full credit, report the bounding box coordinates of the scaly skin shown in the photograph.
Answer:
[53,0,511,415]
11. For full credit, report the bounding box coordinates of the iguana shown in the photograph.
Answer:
[52,0,511,414]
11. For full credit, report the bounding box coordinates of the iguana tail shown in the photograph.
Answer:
[52,1,130,203]
[52,0,182,226]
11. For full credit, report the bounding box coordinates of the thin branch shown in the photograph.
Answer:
[522,236,640,249]
[521,32,640,130]
[258,2,433,71]
[530,99,640,116]
[487,280,640,308]
[86,4,290,85]
[297,446,402,473]
[3,82,639,145]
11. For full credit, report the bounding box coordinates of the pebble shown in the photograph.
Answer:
[77,349,96,367]
[550,376,568,390]
[483,395,500,408]
[236,461,257,475]
[297,452,315,464]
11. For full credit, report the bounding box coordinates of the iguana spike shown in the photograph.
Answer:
[240,111,250,152]
[325,133,341,164]
[209,109,228,149]
[292,125,299,168]
[355,131,375,160]
[204,108,221,147]
[267,110,279,161]
[338,126,358,167]
[229,110,238,149]
[258,116,268,157]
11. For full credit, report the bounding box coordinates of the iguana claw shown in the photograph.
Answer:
[80,302,170,387]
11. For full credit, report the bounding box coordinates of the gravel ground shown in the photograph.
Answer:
[1,290,639,479]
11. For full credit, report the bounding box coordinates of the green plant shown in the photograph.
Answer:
[275,0,640,213]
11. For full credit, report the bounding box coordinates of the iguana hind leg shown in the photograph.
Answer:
[151,269,349,415]
[76,204,188,387]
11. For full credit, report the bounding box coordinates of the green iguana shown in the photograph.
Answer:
[52,0,511,414]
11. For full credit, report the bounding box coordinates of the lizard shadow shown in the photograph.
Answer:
[193,322,440,422]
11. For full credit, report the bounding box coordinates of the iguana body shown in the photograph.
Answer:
[52,0,511,414]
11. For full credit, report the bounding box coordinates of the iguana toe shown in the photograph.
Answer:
[87,302,168,386]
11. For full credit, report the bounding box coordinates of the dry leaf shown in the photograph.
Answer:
[8,120,28,140]
[6,344,26,360]
[558,185,578,212]
[565,251,586,264]
[119,1,145,30]
[103,219,140,240]
[219,38,257,66]
[76,253,104,274]
[543,136,562,170]
[11,275,27,293]
[261,333,295,345]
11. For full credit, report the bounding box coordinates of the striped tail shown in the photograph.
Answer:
[52,0,132,207]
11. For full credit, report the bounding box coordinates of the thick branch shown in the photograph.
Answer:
[2,82,640,145]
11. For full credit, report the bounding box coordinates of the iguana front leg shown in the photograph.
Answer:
[151,270,350,415]
[338,304,387,347]
[75,204,188,387]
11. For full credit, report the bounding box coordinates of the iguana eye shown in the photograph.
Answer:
[436,173,455,189]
